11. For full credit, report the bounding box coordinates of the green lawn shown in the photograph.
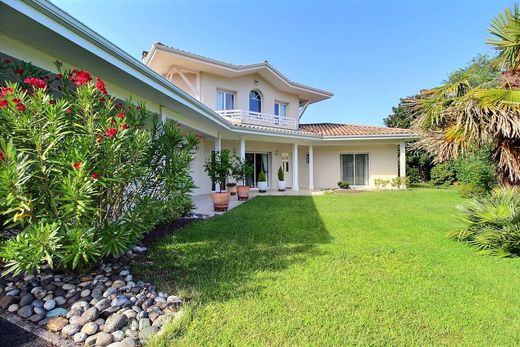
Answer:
[134,189,520,346]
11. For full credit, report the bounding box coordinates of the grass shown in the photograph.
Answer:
[134,189,520,346]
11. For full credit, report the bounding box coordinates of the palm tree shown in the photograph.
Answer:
[408,4,520,184]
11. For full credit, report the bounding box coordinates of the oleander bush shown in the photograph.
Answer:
[450,188,520,256]
[0,59,197,275]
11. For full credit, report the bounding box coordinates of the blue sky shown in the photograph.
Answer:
[52,0,513,126]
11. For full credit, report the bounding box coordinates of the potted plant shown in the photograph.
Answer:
[204,149,233,211]
[258,170,268,193]
[232,157,253,201]
[226,182,237,196]
[277,166,286,191]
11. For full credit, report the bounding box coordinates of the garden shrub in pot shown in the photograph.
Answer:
[204,149,233,211]
[257,171,268,192]
[0,60,197,275]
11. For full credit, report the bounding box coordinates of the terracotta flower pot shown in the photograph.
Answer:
[212,191,230,211]
[236,185,250,201]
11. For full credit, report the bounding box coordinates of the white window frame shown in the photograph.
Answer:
[274,101,288,125]
[216,89,236,111]
[340,153,370,187]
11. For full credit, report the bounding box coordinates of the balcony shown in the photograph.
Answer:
[215,109,297,130]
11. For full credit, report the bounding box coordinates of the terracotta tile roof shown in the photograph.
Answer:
[299,123,413,137]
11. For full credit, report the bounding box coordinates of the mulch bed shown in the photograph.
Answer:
[140,217,200,247]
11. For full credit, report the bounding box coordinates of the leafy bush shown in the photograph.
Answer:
[391,176,410,188]
[0,60,197,275]
[231,157,253,186]
[374,179,390,189]
[258,171,267,182]
[450,188,520,256]
[407,167,421,184]
[454,149,496,197]
[337,181,351,189]
[278,166,284,181]
[430,162,456,186]
[204,149,233,192]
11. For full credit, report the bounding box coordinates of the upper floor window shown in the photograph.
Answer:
[216,90,235,110]
[274,102,287,117]
[249,90,262,113]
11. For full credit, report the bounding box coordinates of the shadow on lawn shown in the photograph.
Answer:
[133,196,331,303]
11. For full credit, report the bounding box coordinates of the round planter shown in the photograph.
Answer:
[257,181,268,193]
[236,185,250,201]
[277,181,286,191]
[212,191,230,211]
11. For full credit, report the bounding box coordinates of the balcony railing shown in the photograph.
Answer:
[215,109,297,129]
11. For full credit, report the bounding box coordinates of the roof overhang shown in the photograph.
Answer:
[0,0,231,133]
[144,43,334,106]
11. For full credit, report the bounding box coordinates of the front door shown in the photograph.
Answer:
[245,152,269,188]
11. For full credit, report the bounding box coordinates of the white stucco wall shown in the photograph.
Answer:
[313,144,398,189]
[200,72,300,125]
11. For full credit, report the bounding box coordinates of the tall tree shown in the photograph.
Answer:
[407,5,520,184]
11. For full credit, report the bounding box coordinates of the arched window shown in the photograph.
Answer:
[249,90,262,113]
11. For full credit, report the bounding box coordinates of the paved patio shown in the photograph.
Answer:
[191,189,327,217]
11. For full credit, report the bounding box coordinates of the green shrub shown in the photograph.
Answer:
[278,166,284,181]
[337,181,351,189]
[258,171,267,182]
[374,179,390,189]
[450,188,520,256]
[407,167,421,184]
[454,149,496,196]
[390,176,410,188]
[430,162,456,186]
[0,60,197,275]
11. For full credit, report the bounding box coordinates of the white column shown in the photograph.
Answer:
[214,134,221,192]
[308,145,314,190]
[399,142,406,189]
[292,143,299,191]
[239,137,246,161]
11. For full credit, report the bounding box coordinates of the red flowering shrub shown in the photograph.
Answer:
[0,60,197,275]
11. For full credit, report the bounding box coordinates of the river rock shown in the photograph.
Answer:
[47,316,68,332]
[46,307,68,318]
[103,314,127,333]
[81,306,99,323]
[19,294,34,306]
[0,295,18,309]
[73,332,88,343]
[62,323,81,337]
[82,322,99,335]
[43,299,56,310]
[17,305,33,318]
[86,331,113,347]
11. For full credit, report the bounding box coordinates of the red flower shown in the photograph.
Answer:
[96,77,107,95]
[117,112,125,119]
[48,99,56,105]
[0,150,3,161]
[105,128,118,138]
[0,87,14,97]
[72,161,82,170]
[23,77,47,89]
[91,173,99,180]
[96,134,103,143]
[121,123,128,130]
[69,70,92,86]
[65,108,71,113]
[0,100,8,109]
[17,103,25,112]
[3,59,11,64]
[15,68,24,75]
[13,98,21,104]
[55,74,63,80]
[99,97,105,103]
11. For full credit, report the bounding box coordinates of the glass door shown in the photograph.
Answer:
[341,154,369,186]
[245,152,269,188]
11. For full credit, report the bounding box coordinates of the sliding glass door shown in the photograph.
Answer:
[245,152,269,188]
[341,154,369,186]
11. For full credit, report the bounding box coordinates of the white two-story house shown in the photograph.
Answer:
[1,0,413,196]
[143,43,413,194]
